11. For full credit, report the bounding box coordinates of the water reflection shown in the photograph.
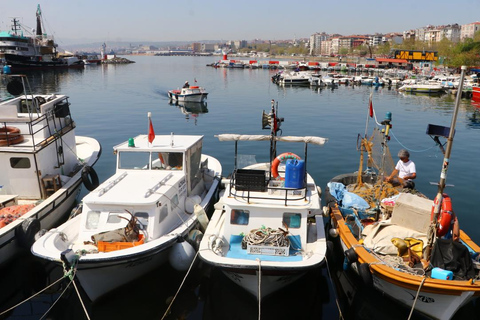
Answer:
[0,68,85,99]
[169,100,209,125]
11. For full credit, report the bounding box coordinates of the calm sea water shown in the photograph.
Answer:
[1,56,480,319]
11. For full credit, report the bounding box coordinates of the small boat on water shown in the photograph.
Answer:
[199,100,328,300]
[398,83,444,94]
[168,84,208,103]
[0,75,101,266]
[272,71,312,86]
[324,67,480,320]
[32,118,222,301]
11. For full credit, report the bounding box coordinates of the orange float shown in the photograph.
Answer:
[431,193,454,237]
[271,152,301,180]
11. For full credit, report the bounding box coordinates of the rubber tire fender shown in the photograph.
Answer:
[358,262,373,287]
[82,166,99,191]
[16,217,41,248]
[344,247,358,264]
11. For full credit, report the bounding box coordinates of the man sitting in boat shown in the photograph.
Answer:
[183,81,189,88]
[386,149,416,188]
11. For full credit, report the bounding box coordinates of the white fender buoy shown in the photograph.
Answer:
[194,204,209,232]
[185,195,202,214]
[328,228,339,238]
[169,240,196,271]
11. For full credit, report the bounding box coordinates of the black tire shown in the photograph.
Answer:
[358,262,373,287]
[16,217,41,248]
[345,247,358,264]
[82,166,99,191]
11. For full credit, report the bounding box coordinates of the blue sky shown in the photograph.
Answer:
[1,0,479,45]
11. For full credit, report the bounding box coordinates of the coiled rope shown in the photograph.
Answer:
[243,226,290,247]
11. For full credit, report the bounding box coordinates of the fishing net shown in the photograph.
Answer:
[350,127,400,208]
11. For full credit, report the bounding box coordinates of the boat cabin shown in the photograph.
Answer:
[78,134,207,244]
[221,164,322,256]
[0,92,79,200]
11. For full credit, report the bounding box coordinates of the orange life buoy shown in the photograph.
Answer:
[0,126,24,146]
[190,86,199,89]
[431,193,453,237]
[271,152,301,180]
[0,126,20,139]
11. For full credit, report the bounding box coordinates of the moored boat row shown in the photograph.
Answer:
[2,59,480,320]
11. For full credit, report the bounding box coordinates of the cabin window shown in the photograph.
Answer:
[10,157,31,169]
[159,204,168,223]
[118,151,150,170]
[134,212,149,231]
[172,195,179,208]
[154,152,183,170]
[85,210,101,230]
[283,212,301,229]
[231,209,249,225]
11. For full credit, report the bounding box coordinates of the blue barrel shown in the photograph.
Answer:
[3,65,11,75]
[285,159,305,188]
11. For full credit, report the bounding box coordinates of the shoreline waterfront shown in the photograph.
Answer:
[1,55,479,319]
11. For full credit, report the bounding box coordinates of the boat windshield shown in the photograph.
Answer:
[118,151,150,170]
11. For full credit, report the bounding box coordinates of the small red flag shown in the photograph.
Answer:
[369,95,373,118]
[148,117,155,143]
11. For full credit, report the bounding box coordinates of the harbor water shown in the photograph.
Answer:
[1,56,480,319]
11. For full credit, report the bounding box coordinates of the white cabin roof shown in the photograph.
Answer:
[83,170,185,206]
[114,134,203,152]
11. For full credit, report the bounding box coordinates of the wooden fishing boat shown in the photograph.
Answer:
[324,67,480,320]
[199,100,328,300]
[0,75,101,266]
[32,119,222,301]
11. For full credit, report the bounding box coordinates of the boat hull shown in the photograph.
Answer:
[472,86,480,102]
[0,178,81,266]
[220,265,312,299]
[168,91,208,102]
[5,54,85,72]
[73,236,174,301]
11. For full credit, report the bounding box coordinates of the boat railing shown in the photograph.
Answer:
[0,99,75,150]
[228,169,307,205]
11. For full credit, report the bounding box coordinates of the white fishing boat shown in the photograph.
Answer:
[32,119,222,301]
[398,83,444,94]
[199,100,328,300]
[0,75,101,266]
[168,85,208,103]
[324,67,480,320]
[272,71,312,85]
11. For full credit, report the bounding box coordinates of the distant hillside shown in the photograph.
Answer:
[61,40,221,52]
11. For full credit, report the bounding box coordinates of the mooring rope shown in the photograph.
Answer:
[0,275,66,317]
[324,254,345,319]
[408,276,427,320]
[161,250,199,320]
[257,258,262,320]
